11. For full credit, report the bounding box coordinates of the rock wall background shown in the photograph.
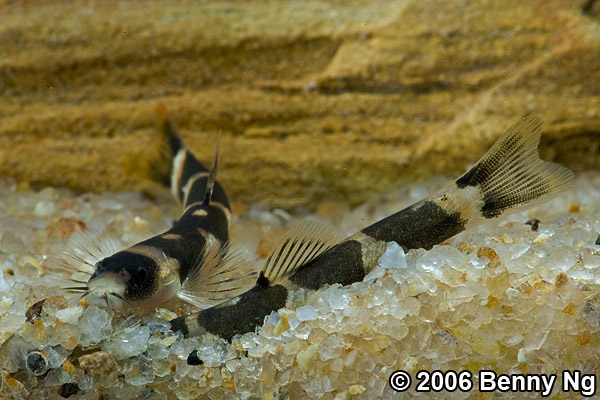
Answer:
[1,0,599,209]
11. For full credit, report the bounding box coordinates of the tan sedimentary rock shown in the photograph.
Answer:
[1,0,599,209]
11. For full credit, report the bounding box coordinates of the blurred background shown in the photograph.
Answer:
[1,0,599,210]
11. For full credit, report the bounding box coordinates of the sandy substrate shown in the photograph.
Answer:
[1,172,600,399]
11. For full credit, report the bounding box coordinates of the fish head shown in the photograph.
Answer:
[86,247,181,309]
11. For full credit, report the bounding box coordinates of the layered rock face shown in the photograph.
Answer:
[1,0,599,209]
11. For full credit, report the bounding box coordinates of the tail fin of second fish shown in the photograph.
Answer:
[454,115,573,221]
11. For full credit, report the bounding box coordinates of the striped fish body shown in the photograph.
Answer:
[76,106,257,309]
[169,142,230,212]
[150,201,230,279]
[291,197,468,290]
[171,115,574,339]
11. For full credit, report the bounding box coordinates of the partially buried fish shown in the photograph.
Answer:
[61,105,258,309]
[170,115,574,339]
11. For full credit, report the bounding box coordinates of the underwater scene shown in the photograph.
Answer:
[1,1,600,399]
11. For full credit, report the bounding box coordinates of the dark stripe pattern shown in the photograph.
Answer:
[289,240,366,289]
[177,154,230,209]
[171,282,289,340]
[139,203,230,282]
[361,200,467,250]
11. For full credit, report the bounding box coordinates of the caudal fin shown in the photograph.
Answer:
[153,104,230,209]
[455,115,573,219]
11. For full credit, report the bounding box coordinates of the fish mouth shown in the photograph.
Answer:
[63,285,131,309]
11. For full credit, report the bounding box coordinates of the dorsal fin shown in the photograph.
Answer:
[177,237,259,309]
[202,132,221,207]
[262,220,346,283]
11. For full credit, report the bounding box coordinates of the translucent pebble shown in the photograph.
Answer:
[368,286,387,307]
[503,335,523,346]
[505,287,519,302]
[547,246,577,272]
[321,285,349,310]
[343,350,358,367]
[292,323,311,340]
[249,337,279,358]
[363,266,385,282]
[102,324,151,360]
[55,306,84,325]
[97,198,123,211]
[151,310,178,327]
[124,356,155,386]
[502,233,515,244]
[78,374,94,391]
[378,242,407,269]
[523,325,551,351]
[296,306,318,321]
[264,311,281,326]
[319,335,343,361]
[33,201,55,217]
[79,306,112,347]
[416,249,445,273]
[0,267,12,295]
[533,233,549,243]
[0,231,26,253]
[470,255,488,269]
[195,337,233,368]
[422,348,439,359]
[45,368,70,386]
[42,345,68,369]
[296,344,319,370]
[509,243,530,260]
[147,342,169,360]
[298,374,332,397]
[584,308,599,327]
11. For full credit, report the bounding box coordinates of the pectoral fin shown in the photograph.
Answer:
[177,239,259,309]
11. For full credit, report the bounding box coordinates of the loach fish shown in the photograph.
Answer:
[62,105,257,309]
[170,115,574,339]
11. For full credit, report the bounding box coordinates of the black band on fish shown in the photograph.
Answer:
[289,240,366,289]
[361,200,466,251]
[170,283,289,340]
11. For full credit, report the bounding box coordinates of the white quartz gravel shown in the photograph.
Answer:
[1,172,600,399]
